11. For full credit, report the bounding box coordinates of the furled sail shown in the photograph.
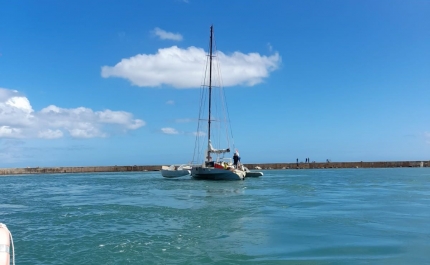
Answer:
[207,140,230,154]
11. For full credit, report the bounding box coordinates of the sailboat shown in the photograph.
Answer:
[190,25,246,181]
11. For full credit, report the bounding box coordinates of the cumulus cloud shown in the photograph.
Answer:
[0,89,34,127]
[38,129,63,139]
[0,126,22,138]
[101,46,280,88]
[153,27,183,41]
[161,127,179,134]
[0,88,145,139]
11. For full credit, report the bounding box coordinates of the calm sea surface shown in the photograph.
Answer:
[1,168,430,264]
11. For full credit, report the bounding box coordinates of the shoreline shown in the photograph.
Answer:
[0,160,429,175]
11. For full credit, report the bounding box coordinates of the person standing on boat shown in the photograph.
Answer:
[233,151,240,169]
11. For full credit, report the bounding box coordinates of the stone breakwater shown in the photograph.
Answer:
[0,161,429,175]
[0,165,160,175]
[245,160,429,170]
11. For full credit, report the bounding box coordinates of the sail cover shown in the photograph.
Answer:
[208,140,230,154]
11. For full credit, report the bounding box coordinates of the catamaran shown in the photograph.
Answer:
[190,25,246,181]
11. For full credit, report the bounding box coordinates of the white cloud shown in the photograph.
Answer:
[69,127,105,138]
[153,27,183,41]
[0,88,145,139]
[161,127,179,134]
[96,109,145,129]
[0,89,35,128]
[166,100,174,105]
[0,126,22,138]
[38,129,63,139]
[101,46,280,88]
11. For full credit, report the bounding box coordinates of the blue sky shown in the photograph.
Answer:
[0,0,429,167]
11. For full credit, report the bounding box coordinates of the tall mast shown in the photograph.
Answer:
[207,25,213,160]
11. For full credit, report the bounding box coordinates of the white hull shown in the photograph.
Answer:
[191,166,245,180]
[245,171,263,177]
[161,169,190,178]
[243,167,263,177]
[161,165,191,178]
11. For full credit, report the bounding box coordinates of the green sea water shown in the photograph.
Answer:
[1,168,430,264]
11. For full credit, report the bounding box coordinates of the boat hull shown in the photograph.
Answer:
[160,165,192,178]
[161,169,190,178]
[191,166,245,180]
[245,171,263,177]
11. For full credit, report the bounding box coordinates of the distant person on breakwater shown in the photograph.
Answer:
[233,152,240,169]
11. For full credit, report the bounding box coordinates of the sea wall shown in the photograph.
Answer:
[0,161,428,175]
[0,165,161,175]
[244,161,429,170]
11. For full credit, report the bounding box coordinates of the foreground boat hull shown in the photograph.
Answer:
[191,166,245,180]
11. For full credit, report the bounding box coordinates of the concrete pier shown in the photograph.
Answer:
[0,161,428,176]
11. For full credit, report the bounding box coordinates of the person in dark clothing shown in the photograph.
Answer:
[233,152,240,169]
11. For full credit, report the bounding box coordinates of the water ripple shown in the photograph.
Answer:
[1,169,430,264]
